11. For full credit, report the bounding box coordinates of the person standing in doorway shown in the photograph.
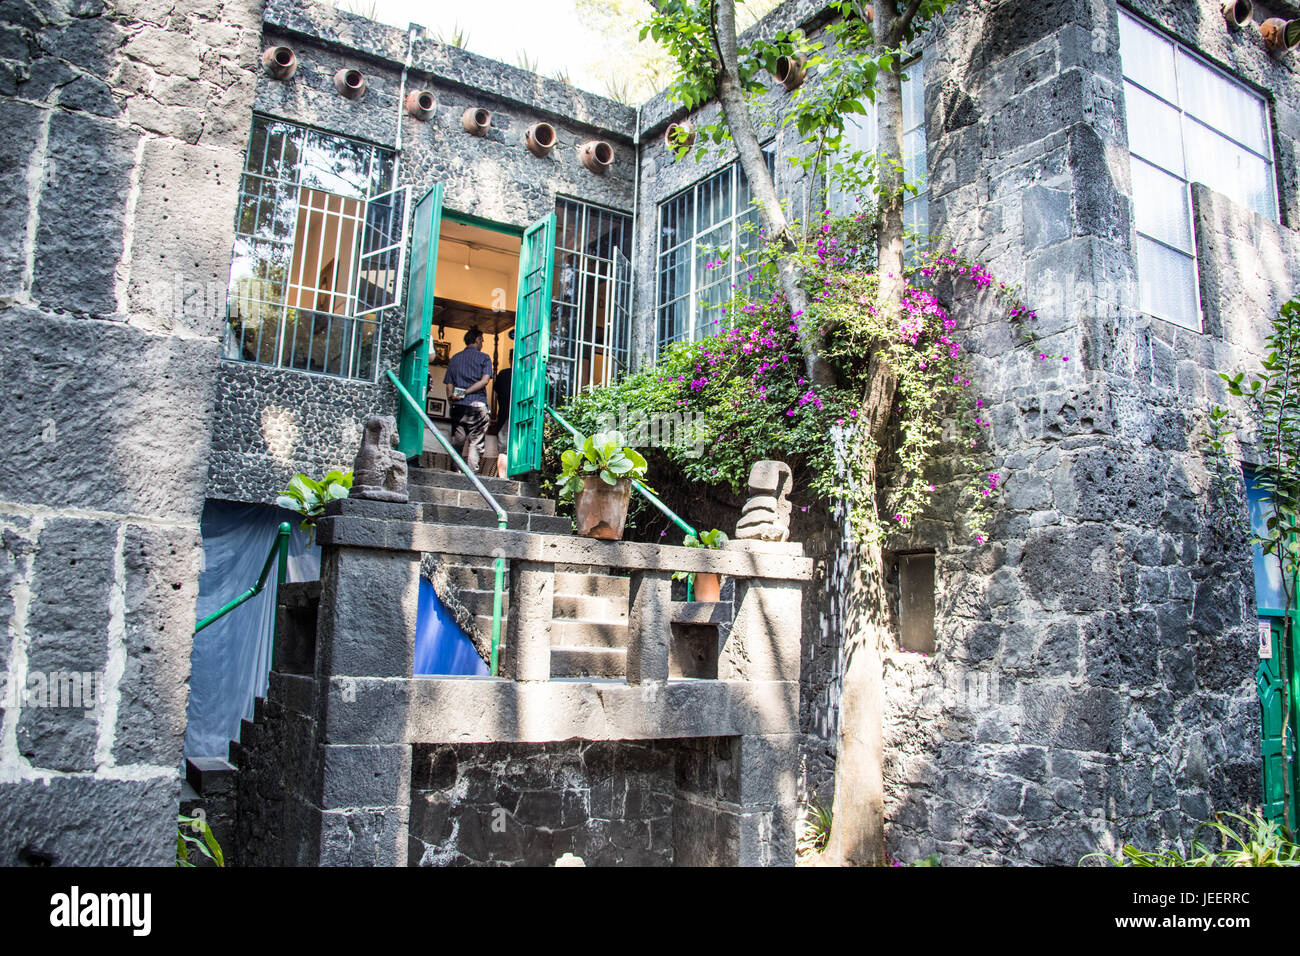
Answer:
[492,348,513,478]
[444,326,494,472]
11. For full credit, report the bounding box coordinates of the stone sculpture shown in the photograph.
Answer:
[350,414,408,502]
[735,459,793,542]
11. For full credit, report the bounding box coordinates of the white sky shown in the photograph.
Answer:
[357,0,624,96]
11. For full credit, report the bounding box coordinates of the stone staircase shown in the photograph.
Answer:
[409,466,638,678]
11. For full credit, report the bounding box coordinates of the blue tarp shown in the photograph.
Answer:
[415,577,489,676]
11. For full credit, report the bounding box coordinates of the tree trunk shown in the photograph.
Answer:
[820,2,905,868]
[713,0,833,385]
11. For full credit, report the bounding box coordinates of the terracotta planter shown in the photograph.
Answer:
[774,55,806,91]
[525,122,557,157]
[1221,0,1252,27]
[334,68,366,99]
[575,475,631,540]
[406,89,436,121]
[262,46,298,81]
[462,107,492,135]
[1261,17,1300,52]
[579,140,615,174]
[692,571,721,602]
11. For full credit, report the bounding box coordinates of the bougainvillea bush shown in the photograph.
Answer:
[563,210,1040,544]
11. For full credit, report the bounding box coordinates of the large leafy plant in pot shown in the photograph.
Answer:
[558,431,648,540]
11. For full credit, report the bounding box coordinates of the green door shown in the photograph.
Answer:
[1257,615,1294,828]
[397,184,443,458]
[507,212,556,478]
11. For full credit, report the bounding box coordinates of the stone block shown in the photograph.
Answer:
[316,743,411,810]
[315,545,419,678]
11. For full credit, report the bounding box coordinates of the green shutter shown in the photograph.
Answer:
[397,184,443,458]
[507,212,556,478]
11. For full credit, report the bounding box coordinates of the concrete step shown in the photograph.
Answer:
[441,564,511,593]
[553,593,627,622]
[185,757,237,797]
[408,481,556,515]
[459,588,511,618]
[416,503,570,534]
[551,618,628,648]
[550,646,626,679]
[554,571,630,599]
[408,467,540,500]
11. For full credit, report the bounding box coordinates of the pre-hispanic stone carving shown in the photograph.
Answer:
[735,460,793,542]
[350,414,408,502]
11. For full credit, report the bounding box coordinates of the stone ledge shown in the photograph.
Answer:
[316,515,815,580]
[319,676,798,744]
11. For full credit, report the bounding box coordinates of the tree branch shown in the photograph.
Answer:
[890,0,926,45]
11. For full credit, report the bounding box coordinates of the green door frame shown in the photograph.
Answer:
[507,212,556,478]
[397,184,444,458]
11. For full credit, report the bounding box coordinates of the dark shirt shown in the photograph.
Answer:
[494,367,512,428]
[443,347,493,406]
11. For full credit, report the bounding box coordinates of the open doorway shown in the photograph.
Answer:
[424,217,521,477]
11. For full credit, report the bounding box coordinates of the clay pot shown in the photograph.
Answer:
[664,122,695,150]
[525,122,557,157]
[405,89,436,121]
[775,55,806,91]
[579,140,615,174]
[1221,0,1252,27]
[1261,17,1300,52]
[262,46,298,81]
[692,572,721,602]
[462,107,491,135]
[574,475,631,540]
[333,68,366,99]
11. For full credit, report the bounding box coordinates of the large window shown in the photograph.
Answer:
[549,198,633,405]
[1119,10,1277,331]
[828,56,928,238]
[225,116,407,380]
[656,151,775,350]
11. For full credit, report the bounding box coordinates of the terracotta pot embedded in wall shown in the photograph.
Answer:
[1261,17,1300,52]
[692,572,721,603]
[406,89,436,121]
[774,55,806,91]
[334,68,366,99]
[462,107,492,135]
[579,140,614,174]
[1220,0,1252,27]
[525,122,557,157]
[262,46,298,81]
[664,122,695,151]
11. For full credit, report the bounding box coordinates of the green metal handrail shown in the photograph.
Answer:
[546,404,701,599]
[194,522,290,635]
[388,369,507,676]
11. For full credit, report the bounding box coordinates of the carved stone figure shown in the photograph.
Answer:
[350,414,408,502]
[735,459,793,542]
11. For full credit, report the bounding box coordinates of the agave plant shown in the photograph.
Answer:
[276,470,353,533]
[1083,810,1300,867]
[557,431,648,500]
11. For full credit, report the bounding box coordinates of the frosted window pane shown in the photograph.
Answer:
[1184,120,1276,220]
[902,60,925,132]
[904,193,929,238]
[1119,12,1177,102]
[1125,82,1185,176]
[1136,236,1199,329]
[1177,50,1268,154]
[1131,158,1192,253]
[904,127,927,186]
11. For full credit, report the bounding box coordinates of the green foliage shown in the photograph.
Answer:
[797,802,833,860]
[673,528,729,582]
[557,431,649,499]
[561,213,1027,544]
[276,471,352,530]
[1083,811,1300,867]
[176,814,225,867]
[437,22,472,49]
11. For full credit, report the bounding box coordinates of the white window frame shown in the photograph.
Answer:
[1118,9,1279,333]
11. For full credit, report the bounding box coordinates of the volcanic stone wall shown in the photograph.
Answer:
[0,0,260,865]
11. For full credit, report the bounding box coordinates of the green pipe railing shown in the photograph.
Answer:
[194,521,290,635]
[545,404,700,600]
[388,369,507,676]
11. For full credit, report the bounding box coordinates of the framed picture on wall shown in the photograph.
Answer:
[433,340,451,364]
[427,396,449,419]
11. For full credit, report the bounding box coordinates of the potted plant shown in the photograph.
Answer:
[557,431,648,540]
[673,528,729,601]
[276,470,352,545]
